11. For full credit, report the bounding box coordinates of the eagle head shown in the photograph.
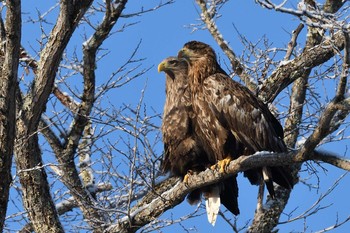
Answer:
[158,57,188,80]
[178,41,216,63]
[178,41,221,78]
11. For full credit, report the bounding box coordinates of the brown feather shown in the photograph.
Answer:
[179,41,294,199]
[159,56,240,214]
[160,57,209,177]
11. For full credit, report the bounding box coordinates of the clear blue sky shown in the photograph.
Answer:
[8,1,350,232]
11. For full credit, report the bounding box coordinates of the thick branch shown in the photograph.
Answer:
[23,0,93,133]
[259,30,347,103]
[14,1,94,232]
[52,1,129,231]
[323,0,345,14]
[106,149,350,232]
[0,0,20,231]
[314,151,350,171]
[336,31,350,99]
[18,183,113,233]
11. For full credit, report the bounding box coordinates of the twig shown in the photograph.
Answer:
[195,0,257,91]
[284,23,304,61]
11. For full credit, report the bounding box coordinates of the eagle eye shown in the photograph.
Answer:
[168,60,178,65]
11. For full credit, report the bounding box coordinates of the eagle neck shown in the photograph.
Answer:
[188,57,217,95]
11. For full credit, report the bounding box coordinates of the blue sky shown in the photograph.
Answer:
[8,1,350,232]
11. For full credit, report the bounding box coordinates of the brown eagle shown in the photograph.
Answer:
[158,57,240,224]
[177,41,293,207]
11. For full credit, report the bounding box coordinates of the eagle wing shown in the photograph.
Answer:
[203,73,293,191]
[203,73,286,153]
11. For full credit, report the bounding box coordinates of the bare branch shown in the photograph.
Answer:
[23,0,93,132]
[281,173,347,224]
[14,1,95,232]
[38,117,63,153]
[259,30,347,103]
[284,23,304,61]
[195,0,257,91]
[18,183,113,233]
[52,85,80,112]
[315,216,350,233]
[106,148,350,232]
[256,0,342,31]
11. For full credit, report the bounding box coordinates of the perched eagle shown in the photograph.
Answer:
[158,57,240,225]
[177,41,293,205]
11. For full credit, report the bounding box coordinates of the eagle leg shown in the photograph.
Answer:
[211,156,232,173]
[183,170,194,184]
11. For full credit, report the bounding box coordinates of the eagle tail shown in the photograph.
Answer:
[270,166,294,190]
[220,176,240,215]
[204,186,221,226]
[187,189,201,205]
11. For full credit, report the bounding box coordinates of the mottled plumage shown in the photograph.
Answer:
[178,41,293,199]
[159,57,208,178]
[158,57,239,220]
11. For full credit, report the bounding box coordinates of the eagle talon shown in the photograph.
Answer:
[217,156,232,173]
[183,170,194,184]
[210,164,218,171]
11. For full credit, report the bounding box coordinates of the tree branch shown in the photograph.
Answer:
[38,117,63,154]
[106,149,350,232]
[0,0,20,231]
[259,28,347,103]
[195,0,257,91]
[22,0,92,132]
[284,23,304,61]
[14,1,94,232]
[51,1,130,231]
[18,183,113,233]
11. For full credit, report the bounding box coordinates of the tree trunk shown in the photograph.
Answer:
[14,126,64,232]
[0,0,21,231]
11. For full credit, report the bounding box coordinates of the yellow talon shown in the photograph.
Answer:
[210,164,218,170]
[217,156,232,173]
[183,170,194,184]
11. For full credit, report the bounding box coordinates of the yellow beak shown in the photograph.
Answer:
[158,61,167,73]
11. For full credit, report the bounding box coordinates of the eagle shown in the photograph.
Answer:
[177,41,293,209]
[158,57,240,225]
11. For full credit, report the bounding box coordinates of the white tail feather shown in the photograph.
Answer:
[262,167,271,182]
[205,186,220,226]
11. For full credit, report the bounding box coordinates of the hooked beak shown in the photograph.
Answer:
[158,61,167,73]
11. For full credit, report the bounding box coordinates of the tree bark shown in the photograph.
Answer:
[0,0,21,231]
[14,130,64,233]
[14,1,94,232]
